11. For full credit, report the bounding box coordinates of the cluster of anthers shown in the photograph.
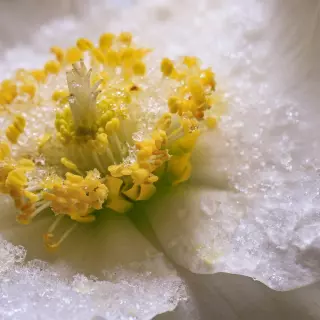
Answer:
[0,32,221,248]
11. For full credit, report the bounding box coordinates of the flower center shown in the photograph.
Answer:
[0,32,222,248]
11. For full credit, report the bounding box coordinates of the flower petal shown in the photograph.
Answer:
[146,185,245,273]
[0,195,183,319]
[190,130,232,189]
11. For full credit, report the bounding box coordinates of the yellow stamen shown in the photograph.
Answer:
[91,47,105,64]
[65,47,83,64]
[50,46,64,63]
[76,38,94,51]
[31,69,47,83]
[0,31,222,249]
[118,32,133,45]
[5,114,26,144]
[20,83,36,98]
[44,60,61,75]
[0,142,10,160]
[60,157,82,175]
[161,58,174,77]
[99,33,115,50]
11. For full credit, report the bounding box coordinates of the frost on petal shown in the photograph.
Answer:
[217,0,320,290]
[147,0,320,291]
[190,130,233,190]
[146,186,245,273]
[0,195,183,320]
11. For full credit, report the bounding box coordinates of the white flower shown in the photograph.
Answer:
[0,0,319,319]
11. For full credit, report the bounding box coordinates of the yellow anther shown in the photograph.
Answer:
[38,133,52,149]
[61,157,81,174]
[156,113,172,131]
[30,69,47,83]
[99,33,115,50]
[76,38,94,51]
[105,118,120,134]
[105,50,119,67]
[52,90,69,103]
[104,175,132,213]
[43,171,108,220]
[182,56,199,68]
[132,61,146,76]
[108,165,127,178]
[0,142,10,160]
[6,114,26,144]
[168,153,192,186]
[131,168,149,185]
[50,46,64,63]
[0,92,14,105]
[65,172,83,183]
[118,32,133,45]
[206,116,217,129]
[105,176,123,195]
[152,130,168,149]
[120,48,135,72]
[161,58,174,77]
[0,80,17,104]
[137,183,156,200]
[200,68,216,89]
[170,130,200,155]
[122,184,139,201]
[44,60,61,74]
[106,196,133,213]
[97,133,109,144]
[71,215,96,223]
[2,80,17,92]
[65,47,83,64]
[168,96,180,114]
[24,190,39,203]
[187,75,205,105]
[20,83,36,98]
[91,48,105,64]
[6,168,27,188]
[18,159,34,169]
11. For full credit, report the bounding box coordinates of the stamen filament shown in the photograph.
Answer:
[30,201,51,219]
[92,151,106,174]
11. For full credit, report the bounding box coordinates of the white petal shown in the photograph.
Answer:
[190,130,232,189]
[0,195,183,319]
[147,185,245,273]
